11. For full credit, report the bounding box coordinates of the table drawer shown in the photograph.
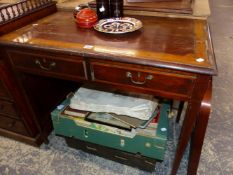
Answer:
[65,136,156,172]
[8,50,87,81]
[0,79,11,100]
[0,114,28,136]
[90,61,196,98]
[0,99,19,119]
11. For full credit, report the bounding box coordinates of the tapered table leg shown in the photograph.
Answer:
[171,77,211,175]
[171,100,202,175]
[187,82,212,175]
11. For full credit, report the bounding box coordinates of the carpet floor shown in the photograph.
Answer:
[1,0,233,174]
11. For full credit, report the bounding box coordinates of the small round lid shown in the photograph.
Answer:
[76,8,98,23]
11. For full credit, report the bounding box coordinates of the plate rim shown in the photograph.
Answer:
[94,17,143,34]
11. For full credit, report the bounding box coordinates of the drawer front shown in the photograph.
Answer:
[0,115,28,136]
[0,99,19,119]
[90,61,196,98]
[65,137,156,172]
[8,50,87,81]
[0,79,11,100]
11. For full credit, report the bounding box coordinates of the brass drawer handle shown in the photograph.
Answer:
[145,160,154,165]
[126,72,153,85]
[35,59,56,71]
[114,155,128,161]
[86,146,97,151]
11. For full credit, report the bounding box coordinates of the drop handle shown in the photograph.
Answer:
[126,72,153,85]
[35,59,56,71]
[86,146,97,151]
[114,155,128,161]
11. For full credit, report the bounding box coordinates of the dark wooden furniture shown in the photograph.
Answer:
[0,61,30,137]
[0,0,57,35]
[0,0,59,145]
[0,9,217,175]
[89,0,193,14]
[126,0,181,3]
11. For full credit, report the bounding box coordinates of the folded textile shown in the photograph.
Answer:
[70,87,158,120]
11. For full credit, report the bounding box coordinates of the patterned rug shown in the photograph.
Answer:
[0,115,190,175]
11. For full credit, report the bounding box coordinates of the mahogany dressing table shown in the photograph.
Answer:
[0,3,217,175]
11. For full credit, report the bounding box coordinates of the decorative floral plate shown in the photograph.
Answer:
[94,17,142,34]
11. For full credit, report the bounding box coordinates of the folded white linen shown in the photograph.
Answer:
[70,87,158,120]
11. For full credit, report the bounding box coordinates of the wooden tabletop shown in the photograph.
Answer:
[0,11,217,75]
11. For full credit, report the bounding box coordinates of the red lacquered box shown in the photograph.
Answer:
[76,8,98,28]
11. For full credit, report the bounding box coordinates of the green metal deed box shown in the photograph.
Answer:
[51,98,169,161]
